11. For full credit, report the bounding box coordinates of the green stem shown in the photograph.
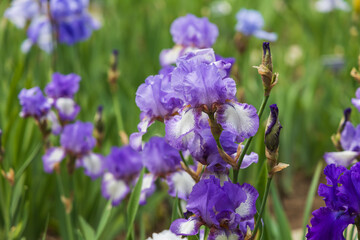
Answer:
[233,95,269,183]
[251,177,273,240]
[355,216,360,240]
[56,173,74,240]
[179,151,189,168]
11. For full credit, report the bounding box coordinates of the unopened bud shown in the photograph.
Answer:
[254,42,279,96]
[265,104,282,169]
[2,168,14,186]
[108,50,120,90]
[331,108,351,151]
[94,105,104,147]
[234,32,250,54]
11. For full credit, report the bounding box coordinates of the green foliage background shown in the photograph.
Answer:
[0,0,359,239]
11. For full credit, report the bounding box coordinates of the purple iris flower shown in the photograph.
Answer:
[324,121,360,167]
[101,146,154,206]
[130,71,183,151]
[14,0,100,53]
[165,49,258,150]
[306,163,360,240]
[45,73,81,99]
[170,176,258,239]
[42,121,103,178]
[315,0,350,12]
[170,14,218,48]
[142,137,181,176]
[235,9,277,42]
[18,87,51,119]
[160,14,218,66]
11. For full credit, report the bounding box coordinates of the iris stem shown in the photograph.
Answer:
[56,173,74,240]
[179,151,189,168]
[355,216,360,240]
[250,177,272,240]
[233,95,269,183]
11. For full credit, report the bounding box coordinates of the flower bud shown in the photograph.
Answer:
[108,49,120,90]
[264,104,282,169]
[254,42,279,96]
[331,108,351,151]
[94,105,104,148]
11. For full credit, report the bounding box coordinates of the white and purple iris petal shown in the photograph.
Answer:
[139,173,156,205]
[235,183,259,221]
[165,108,206,150]
[101,172,130,206]
[77,153,104,179]
[235,9,277,42]
[159,45,197,67]
[129,117,154,151]
[42,147,66,173]
[351,88,360,112]
[55,98,80,122]
[324,151,358,167]
[170,217,202,236]
[166,170,196,200]
[216,102,259,142]
[4,0,40,29]
[23,15,53,53]
[46,110,62,135]
[208,228,243,240]
[240,151,259,169]
[315,0,350,12]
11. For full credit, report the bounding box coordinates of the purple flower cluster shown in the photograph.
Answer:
[43,121,104,179]
[19,72,81,133]
[170,176,258,239]
[160,14,221,66]
[4,0,100,53]
[307,163,360,239]
[131,48,259,177]
[235,9,277,42]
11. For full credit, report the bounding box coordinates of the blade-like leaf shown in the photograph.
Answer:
[126,168,145,240]
[79,215,96,240]
[95,200,112,240]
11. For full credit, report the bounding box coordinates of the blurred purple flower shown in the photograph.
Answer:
[60,121,95,155]
[160,14,219,66]
[3,0,41,29]
[315,0,350,12]
[351,88,360,112]
[18,87,51,119]
[45,73,81,99]
[306,163,360,239]
[170,176,258,238]
[235,9,277,42]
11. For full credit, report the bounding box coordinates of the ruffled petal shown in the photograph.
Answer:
[42,147,65,173]
[324,151,358,167]
[235,183,258,221]
[166,170,196,200]
[170,217,202,236]
[101,173,130,206]
[146,229,186,240]
[306,207,354,240]
[340,122,356,150]
[216,102,259,141]
[165,108,204,150]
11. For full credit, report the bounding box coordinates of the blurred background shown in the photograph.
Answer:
[0,0,359,239]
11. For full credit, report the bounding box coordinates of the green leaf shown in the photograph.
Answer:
[171,194,180,222]
[95,200,112,240]
[302,161,322,239]
[270,184,292,240]
[10,174,25,219]
[126,168,145,240]
[79,215,96,240]
[14,143,41,181]
[42,214,50,240]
